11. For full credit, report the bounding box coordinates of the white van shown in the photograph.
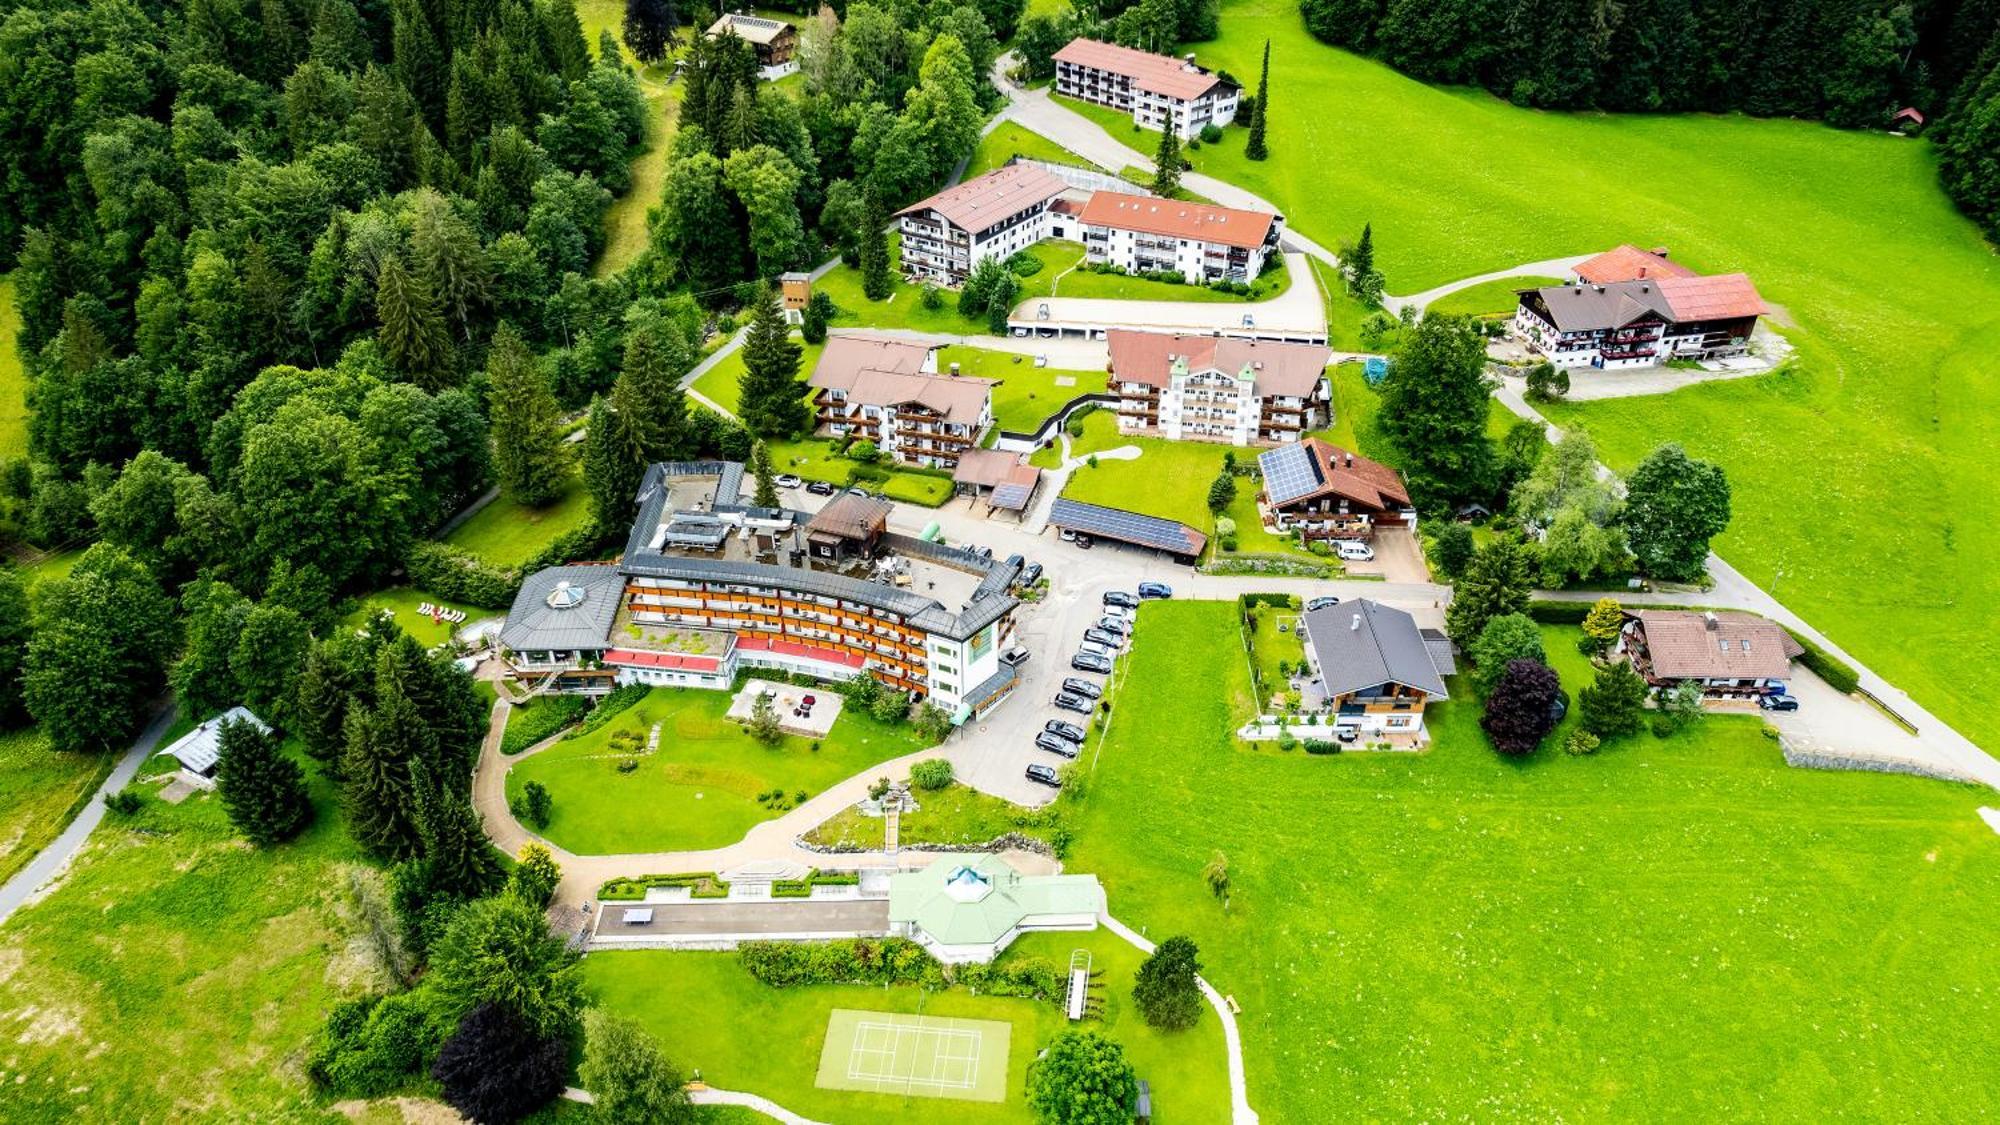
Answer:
[1334,540,1376,562]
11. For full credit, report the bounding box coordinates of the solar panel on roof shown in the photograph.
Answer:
[1258,443,1323,506]
[1048,499,1200,554]
[990,482,1035,510]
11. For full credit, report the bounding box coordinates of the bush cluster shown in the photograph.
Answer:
[564,683,649,740]
[308,992,450,1098]
[910,759,954,790]
[1784,628,1860,694]
[405,542,518,611]
[499,695,591,755]
[738,938,1064,1001]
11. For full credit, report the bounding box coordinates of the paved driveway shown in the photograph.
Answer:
[595,898,891,940]
[1344,527,1430,584]
[1763,668,1952,774]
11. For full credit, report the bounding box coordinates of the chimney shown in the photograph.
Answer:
[1344,452,1353,468]
[1350,613,1361,632]
[1649,246,1671,258]
[1703,611,1719,630]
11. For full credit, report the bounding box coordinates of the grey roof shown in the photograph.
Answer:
[156,706,269,775]
[500,565,625,651]
[1302,600,1451,699]
[1420,628,1458,677]
[1526,281,1674,332]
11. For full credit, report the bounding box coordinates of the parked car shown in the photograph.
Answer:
[1094,617,1129,637]
[1100,604,1134,624]
[1061,677,1104,700]
[1070,651,1114,674]
[1305,596,1341,612]
[846,486,871,498]
[1137,581,1173,599]
[1043,719,1087,743]
[805,480,836,496]
[1004,553,1025,569]
[1053,691,1095,713]
[1074,534,1094,549]
[1034,731,1080,757]
[1000,646,1031,667]
[1103,590,1139,609]
[1017,562,1044,588]
[1758,693,1800,712]
[1025,763,1063,788]
[775,474,803,489]
[973,545,994,560]
[1333,540,1375,562]
[1083,628,1124,649]
[1078,641,1113,659]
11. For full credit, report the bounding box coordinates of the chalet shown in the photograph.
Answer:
[1052,38,1238,138]
[804,492,890,562]
[154,706,271,784]
[1257,437,1414,540]
[1618,610,1801,700]
[1077,191,1281,285]
[807,336,994,469]
[1300,600,1455,739]
[1514,246,1768,369]
[706,12,798,80]
[1107,329,1330,446]
[895,164,1070,286]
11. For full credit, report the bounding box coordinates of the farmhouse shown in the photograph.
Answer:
[895,164,1070,286]
[1618,610,1801,700]
[1257,436,1413,540]
[1108,329,1330,446]
[498,462,1024,715]
[1513,246,1768,369]
[1052,38,1239,138]
[1300,600,1455,739]
[1078,191,1281,284]
[706,12,797,80]
[887,855,1104,964]
[807,336,994,469]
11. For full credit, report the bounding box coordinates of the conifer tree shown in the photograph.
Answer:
[583,396,644,530]
[613,321,692,464]
[413,761,505,896]
[375,252,456,387]
[736,288,807,438]
[216,717,316,846]
[341,679,430,860]
[1245,39,1270,161]
[751,440,779,508]
[410,190,492,340]
[293,640,354,764]
[487,323,569,506]
[623,0,679,65]
[858,192,893,300]
[391,0,449,129]
[1152,126,1182,197]
[1348,222,1383,305]
[1132,935,1204,1031]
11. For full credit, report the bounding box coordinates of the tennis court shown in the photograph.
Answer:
[814,1008,1012,1103]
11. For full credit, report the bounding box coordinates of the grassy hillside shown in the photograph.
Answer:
[1167,0,2000,750]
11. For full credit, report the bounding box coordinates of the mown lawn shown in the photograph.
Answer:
[1427,275,1563,318]
[0,727,113,888]
[802,780,1061,850]
[0,274,25,457]
[968,121,1108,178]
[1054,253,1291,304]
[340,587,492,648]
[1164,0,2000,754]
[1067,600,2000,1120]
[764,436,956,506]
[687,338,826,418]
[585,927,1232,1124]
[443,469,593,568]
[0,753,373,1119]
[578,0,686,276]
[506,687,930,854]
[937,345,1106,432]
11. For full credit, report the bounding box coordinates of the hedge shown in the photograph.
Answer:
[599,872,730,901]
[739,938,1064,1003]
[499,694,591,755]
[1784,628,1860,694]
[1238,592,1301,610]
[405,541,517,610]
[1525,600,1593,624]
[771,869,866,897]
[565,682,649,740]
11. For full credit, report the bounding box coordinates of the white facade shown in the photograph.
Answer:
[899,206,1056,286]
[1116,361,1322,446]
[1055,60,1238,138]
[1082,222,1274,285]
[1511,305,1663,370]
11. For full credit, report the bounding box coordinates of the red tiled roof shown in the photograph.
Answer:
[735,633,867,670]
[604,649,723,673]
[896,164,1068,234]
[1574,244,1695,284]
[1107,329,1329,398]
[1278,437,1410,513]
[1656,273,1768,322]
[1078,191,1274,250]
[1052,38,1229,101]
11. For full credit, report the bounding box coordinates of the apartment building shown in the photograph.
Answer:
[1052,38,1238,138]
[498,463,1023,715]
[895,164,1070,285]
[806,336,995,469]
[1076,191,1280,284]
[1512,245,1769,369]
[1107,329,1330,446]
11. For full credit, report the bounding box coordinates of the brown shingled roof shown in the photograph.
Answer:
[1265,436,1410,513]
[1052,38,1230,101]
[1574,244,1695,284]
[896,164,1069,234]
[846,369,995,425]
[1106,329,1329,398]
[809,336,937,393]
[1628,610,1801,681]
[1078,191,1274,250]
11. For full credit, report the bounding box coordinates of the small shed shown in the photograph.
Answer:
[155,706,271,779]
[805,492,891,561]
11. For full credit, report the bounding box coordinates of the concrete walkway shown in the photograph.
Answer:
[682,327,748,418]
[566,1083,829,1123]
[0,704,175,927]
[1101,912,1259,1125]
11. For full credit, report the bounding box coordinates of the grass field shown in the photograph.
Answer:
[0,727,113,888]
[688,339,826,418]
[0,752,372,1119]
[1241,604,1303,708]
[586,928,1231,1123]
[937,345,1106,432]
[801,781,1059,850]
[340,587,491,648]
[0,275,25,457]
[1159,0,2000,753]
[1066,601,2000,1120]
[505,687,930,854]
[578,0,685,275]
[443,470,592,568]
[967,121,1107,178]
[1427,275,1563,318]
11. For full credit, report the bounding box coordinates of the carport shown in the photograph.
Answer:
[1047,499,1206,564]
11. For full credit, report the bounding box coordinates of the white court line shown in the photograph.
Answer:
[844,1020,983,1090]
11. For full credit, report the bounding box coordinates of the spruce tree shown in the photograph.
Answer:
[858,192,893,301]
[340,680,431,860]
[293,640,354,764]
[1349,222,1383,305]
[613,321,692,464]
[487,323,569,506]
[413,761,505,896]
[1132,935,1204,1031]
[1152,126,1182,197]
[736,288,808,438]
[1444,536,1534,645]
[751,440,779,508]
[623,0,679,65]
[410,190,492,341]
[216,717,316,846]
[375,252,456,388]
[1245,39,1270,161]
[583,396,644,531]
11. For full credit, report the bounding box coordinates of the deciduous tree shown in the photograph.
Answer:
[23,544,178,752]
[1480,658,1560,755]
[428,892,586,1038]
[1622,442,1730,581]
[1379,313,1493,509]
[1468,612,1545,696]
[1028,1031,1138,1124]
[578,1010,697,1123]
[622,0,680,65]
[432,1002,569,1125]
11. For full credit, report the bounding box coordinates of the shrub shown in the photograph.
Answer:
[910,759,954,790]
[565,683,649,739]
[1784,627,1860,694]
[1564,729,1601,756]
[1008,252,1045,277]
[103,788,142,815]
[1199,123,1223,143]
[848,440,880,464]
[919,283,944,310]
[1525,600,1593,624]
[405,541,517,610]
[1303,739,1340,755]
[501,694,591,755]
[309,991,447,1097]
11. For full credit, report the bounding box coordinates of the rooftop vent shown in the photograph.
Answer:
[1703,611,1719,630]
[1350,613,1361,631]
